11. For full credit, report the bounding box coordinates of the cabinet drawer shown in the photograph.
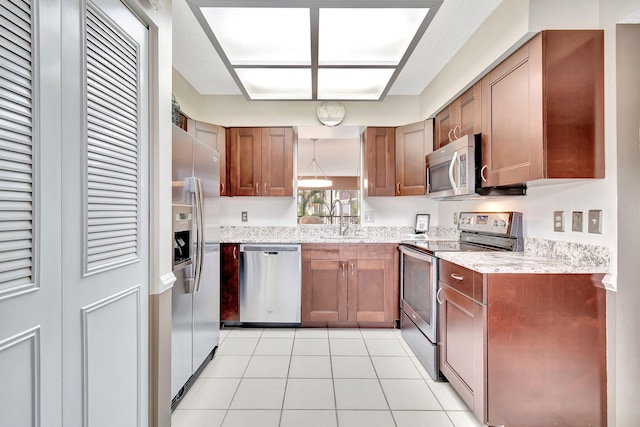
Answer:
[439,260,474,299]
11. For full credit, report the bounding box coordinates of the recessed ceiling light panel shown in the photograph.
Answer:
[318,8,429,66]
[236,68,312,100]
[201,7,311,65]
[318,68,395,100]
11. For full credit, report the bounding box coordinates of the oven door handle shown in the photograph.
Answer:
[399,245,435,262]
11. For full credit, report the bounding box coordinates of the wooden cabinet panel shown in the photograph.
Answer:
[228,127,294,196]
[187,120,228,196]
[435,104,455,149]
[220,243,239,321]
[434,83,481,150]
[221,126,228,196]
[363,127,395,197]
[485,274,607,427]
[301,244,398,327]
[302,259,347,323]
[438,259,607,426]
[261,127,294,196]
[481,30,604,187]
[229,127,261,196]
[395,120,431,196]
[438,284,486,419]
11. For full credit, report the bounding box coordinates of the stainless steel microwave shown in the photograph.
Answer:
[426,134,476,199]
[426,133,526,200]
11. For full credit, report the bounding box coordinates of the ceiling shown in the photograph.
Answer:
[172,0,504,99]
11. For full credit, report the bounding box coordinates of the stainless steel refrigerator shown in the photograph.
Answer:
[171,124,220,399]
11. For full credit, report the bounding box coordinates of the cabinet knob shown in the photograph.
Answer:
[447,129,454,142]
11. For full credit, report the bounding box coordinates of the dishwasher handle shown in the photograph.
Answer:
[240,244,301,253]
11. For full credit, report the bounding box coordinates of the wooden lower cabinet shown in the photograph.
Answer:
[302,244,398,327]
[220,243,240,322]
[438,260,607,426]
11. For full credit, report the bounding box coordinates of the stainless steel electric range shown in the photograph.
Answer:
[398,212,523,381]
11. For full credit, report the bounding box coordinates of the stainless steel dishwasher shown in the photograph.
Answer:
[239,244,301,324]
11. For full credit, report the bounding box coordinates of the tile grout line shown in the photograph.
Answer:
[363,329,400,427]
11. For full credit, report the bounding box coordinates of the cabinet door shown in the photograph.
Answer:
[434,101,457,150]
[229,127,262,195]
[458,83,481,139]
[348,258,395,323]
[261,127,293,196]
[395,121,431,196]
[364,127,396,196]
[439,284,486,421]
[220,244,240,321]
[302,259,347,323]
[220,126,228,196]
[481,35,543,187]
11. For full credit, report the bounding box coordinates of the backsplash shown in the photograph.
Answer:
[525,237,610,268]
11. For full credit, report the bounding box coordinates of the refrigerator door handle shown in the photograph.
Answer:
[194,178,206,292]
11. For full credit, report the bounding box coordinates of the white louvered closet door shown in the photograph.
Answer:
[0,0,63,426]
[60,0,149,426]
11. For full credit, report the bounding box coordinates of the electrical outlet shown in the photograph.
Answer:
[588,210,602,234]
[453,212,458,225]
[364,211,374,222]
[572,211,583,232]
[241,211,248,222]
[553,211,564,232]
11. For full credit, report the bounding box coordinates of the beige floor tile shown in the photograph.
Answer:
[331,356,377,378]
[328,328,362,338]
[365,338,408,356]
[337,410,396,427]
[280,410,338,427]
[393,410,455,427]
[283,378,335,409]
[428,381,471,411]
[292,338,330,355]
[171,409,226,427]
[380,379,442,410]
[253,338,293,355]
[329,338,368,356]
[215,338,259,356]
[295,328,329,338]
[447,410,484,427]
[260,328,296,338]
[334,379,389,410]
[288,355,332,378]
[200,355,250,378]
[177,378,240,410]
[243,355,290,378]
[230,378,287,409]
[221,410,280,427]
[371,356,422,379]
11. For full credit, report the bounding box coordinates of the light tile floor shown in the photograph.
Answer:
[172,328,483,427]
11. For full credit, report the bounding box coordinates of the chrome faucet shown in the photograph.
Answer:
[332,199,349,236]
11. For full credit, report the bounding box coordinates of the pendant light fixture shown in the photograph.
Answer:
[298,139,332,188]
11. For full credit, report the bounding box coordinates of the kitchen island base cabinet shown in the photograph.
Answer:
[438,260,607,427]
[301,244,398,328]
[220,243,240,322]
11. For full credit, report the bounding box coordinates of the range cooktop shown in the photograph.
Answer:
[400,212,524,255]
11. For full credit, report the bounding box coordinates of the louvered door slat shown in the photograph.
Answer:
[0,0,33,295]
[84,2,140,274]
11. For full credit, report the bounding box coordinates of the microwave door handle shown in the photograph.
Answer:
[448,151,460,195]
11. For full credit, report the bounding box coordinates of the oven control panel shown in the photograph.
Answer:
[458,212,522,236]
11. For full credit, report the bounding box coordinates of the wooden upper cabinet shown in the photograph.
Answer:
[395,120,432,196]
[481,30,604,187]
[434,83,481,150]
[187,120,228,195]
[228,127,294,196]
[363,127,396,197]
[261,127,294,196]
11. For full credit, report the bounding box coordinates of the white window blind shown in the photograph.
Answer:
[85,3,140,274]
[0,0,35,295]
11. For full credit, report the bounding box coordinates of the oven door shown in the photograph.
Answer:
[399,245,437,343]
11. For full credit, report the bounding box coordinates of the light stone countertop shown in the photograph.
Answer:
[436,251,609,275]
[221,226,610,275]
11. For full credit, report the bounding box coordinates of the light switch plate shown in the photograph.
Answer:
[553,211,564,232]
[241,211,248,222]
[572,211,583,232]
[453,212,458,225]
[588,210,602,234]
